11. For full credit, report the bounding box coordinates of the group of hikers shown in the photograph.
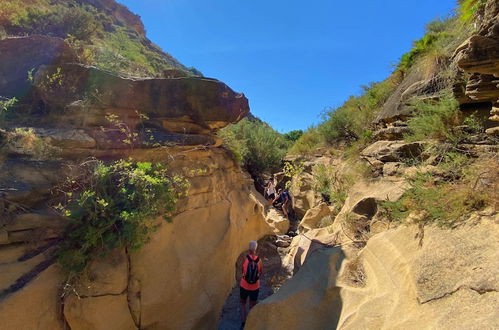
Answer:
[263,177,291,220]
[238,178,294,329]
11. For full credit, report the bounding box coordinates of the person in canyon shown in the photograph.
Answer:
[239,240,263,329]
[264,177,276,205]
[273,188,290,219]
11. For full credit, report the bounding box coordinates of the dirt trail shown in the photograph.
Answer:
[218,235,292,330]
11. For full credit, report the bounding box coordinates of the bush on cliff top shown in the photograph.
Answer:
[404,93,461,142]
[218,116,290,174]
[0,0,193,77]
[289,79,395,155]
[56,160,188,273]
[459,0,487,22]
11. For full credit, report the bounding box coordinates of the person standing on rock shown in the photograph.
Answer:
[240,240,263,329]
[264,178,276,205]
[273,188,290,219]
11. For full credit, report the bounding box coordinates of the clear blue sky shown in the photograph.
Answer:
[118,0,457,132]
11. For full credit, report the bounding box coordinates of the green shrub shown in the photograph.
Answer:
[283,161,305,191]
[312,164,349,212]
[459,0,487,22]
[405,94,460,142]
[5,3,101,41]
[218,117,290,174]
[217,127,248,164]
[398,32,453,73]
[0,97,17,123]
[1,0,187,77]
[312,79,394,147]
[462,112,486,134]
[319,107,358,144]
[56,160,188,273]
[288,127,321,155]
[283,130,303,142]
[381,168,490,227]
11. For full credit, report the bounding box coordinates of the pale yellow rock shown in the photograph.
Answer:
[0,265,64,330]
[64,294,137,330]
[338,220,499,330]
[246,247,345,330]
[330,178,408,243]
[73,248,129,297]
[299,203,334,232]
[0,252,48,292]
[249,218,499,330]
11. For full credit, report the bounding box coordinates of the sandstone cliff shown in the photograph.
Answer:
[245,1,499,328]
[0,34,287,330]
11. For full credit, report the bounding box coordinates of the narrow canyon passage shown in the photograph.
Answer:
[217,235,293,330]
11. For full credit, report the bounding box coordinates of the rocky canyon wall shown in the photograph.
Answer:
[0,36,287,330]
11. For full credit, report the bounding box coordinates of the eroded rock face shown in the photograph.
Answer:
[246,247,344,330]
[454,0,499,125]
[0,36,77,98]
[0,36,249,140]
[33,64,249,133]
[248,216,499,330]
[338,217,499,330]
[60,149,287,330]
[0,30,260,330]
[0,148,288,330]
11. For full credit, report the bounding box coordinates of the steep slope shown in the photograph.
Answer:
[246,1,499,329]
[0,0,196,77]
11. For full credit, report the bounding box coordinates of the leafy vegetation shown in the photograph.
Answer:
[381,163,492,227]
[0,97,17,123]
[397,31,452,73]
[283,161,305,191]
[312,164,349,213]
[289,79,395,155]
[218,116,290,174]
[288,127,321,155]
[56,160,188,273]
[283,130,303,142]
[459,0,487,22]
[404,93,461,142]
[0,0,193,77]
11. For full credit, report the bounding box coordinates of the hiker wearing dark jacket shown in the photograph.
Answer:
[240,240,263,328]
[273,188,290,219]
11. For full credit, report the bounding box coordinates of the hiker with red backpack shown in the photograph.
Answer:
[239,240,263,328]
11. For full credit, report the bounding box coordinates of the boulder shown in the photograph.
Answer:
[382,162,404,176]
[330,178,408,243]
[33,64,249,132]
[250,217,499,330]
[299,203,334,233]
[0,36,77,99]
[64,294,137,330]
[72,249,129,297]
[373,126,409,141]
[246,247,345,330]
[361,140,424,162]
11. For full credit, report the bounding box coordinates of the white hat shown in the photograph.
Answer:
[249,241,258,251]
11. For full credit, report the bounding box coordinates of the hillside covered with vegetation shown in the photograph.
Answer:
[0,0,202,77]
[290,0,489,155]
